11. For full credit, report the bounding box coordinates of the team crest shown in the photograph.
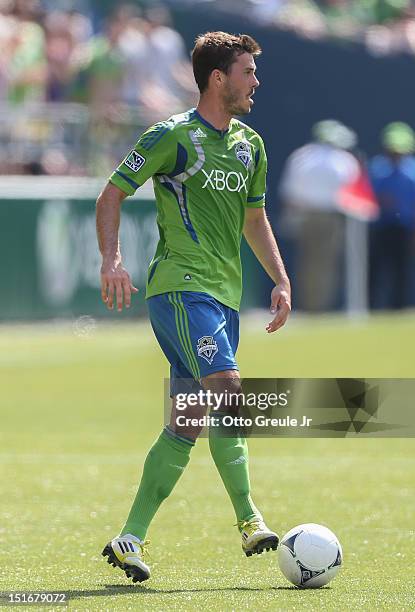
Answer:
[234,141,252,169]
[197,336,218,365]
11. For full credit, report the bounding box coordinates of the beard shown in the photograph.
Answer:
[222,84,252,116]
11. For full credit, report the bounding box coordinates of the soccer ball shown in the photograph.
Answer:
[278,523,342,588]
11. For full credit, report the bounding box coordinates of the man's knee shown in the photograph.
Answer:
[202,370,242,415]
[169,396,206,442]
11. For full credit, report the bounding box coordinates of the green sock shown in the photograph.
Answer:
[121,427,194,540]
[209,418,261,525]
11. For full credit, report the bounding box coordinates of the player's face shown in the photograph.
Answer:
[221,53,259,116]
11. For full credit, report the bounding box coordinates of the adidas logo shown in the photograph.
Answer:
[226,455,247,465]
[193,127,207,139]
[118,540,135,554]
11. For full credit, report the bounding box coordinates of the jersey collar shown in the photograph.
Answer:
[193,109,229,138]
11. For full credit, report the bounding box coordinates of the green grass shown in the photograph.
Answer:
[0,312,414,611]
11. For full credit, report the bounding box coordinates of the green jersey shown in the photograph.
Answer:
[109,108,267,311]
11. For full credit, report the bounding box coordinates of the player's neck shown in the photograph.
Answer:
[196,97,232,132]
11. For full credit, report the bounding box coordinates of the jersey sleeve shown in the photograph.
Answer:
[109,121,176,196]
[246,137,267,208]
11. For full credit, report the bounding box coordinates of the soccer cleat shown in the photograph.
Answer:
[102,534,150,583]
[238,517,279,557]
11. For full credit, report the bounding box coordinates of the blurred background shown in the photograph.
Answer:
[1,0,415,319]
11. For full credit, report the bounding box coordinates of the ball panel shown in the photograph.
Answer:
[277,544,302,586]
[301,566,340,589]
[280,531,300,554]
[293,531,313,556]
[329,546,343,569]
[300,542,334,569]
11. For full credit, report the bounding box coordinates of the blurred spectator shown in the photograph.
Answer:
[139,4,198,119]
[72,13,125,109]
[0,3,16,101]
[44,10,92,101]
[6,0,47,105]
[113,5,149,108]
[247,0,284,24]
[273,0,327,39]
[368,122,415,309]
[279,119,360,311]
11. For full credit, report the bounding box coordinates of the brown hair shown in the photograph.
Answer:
[192,31,261,93]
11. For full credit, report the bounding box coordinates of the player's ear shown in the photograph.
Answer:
[210,69,225,89]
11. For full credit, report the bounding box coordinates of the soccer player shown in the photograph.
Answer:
[96,31,291,583]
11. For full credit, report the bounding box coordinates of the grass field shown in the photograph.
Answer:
[0,312,414,611]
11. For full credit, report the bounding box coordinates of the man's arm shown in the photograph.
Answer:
[243,207,291,333]
[96,182,138,311]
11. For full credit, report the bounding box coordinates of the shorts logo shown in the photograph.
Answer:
[235,141,252,169]
[124,150,146,173]
[197,336,218,365]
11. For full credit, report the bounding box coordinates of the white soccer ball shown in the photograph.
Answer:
[278,523,342,588]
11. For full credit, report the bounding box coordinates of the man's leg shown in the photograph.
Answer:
[120,427,194,540]
[204,371,279,556]
[102,395,202,582]
[204,371,260,524]
[168,292,279,556]
[103,291,205,582]
[120,395,206,540]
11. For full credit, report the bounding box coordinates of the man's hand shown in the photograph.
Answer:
[266,283,291,333]
[100,259,138,311]
[243,208,291,332]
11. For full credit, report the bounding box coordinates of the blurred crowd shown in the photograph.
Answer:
[192,0,415,56]
[0,0,197,175]
[279,120,415,311]
[4,0,413,113]
[0,0,196,110]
